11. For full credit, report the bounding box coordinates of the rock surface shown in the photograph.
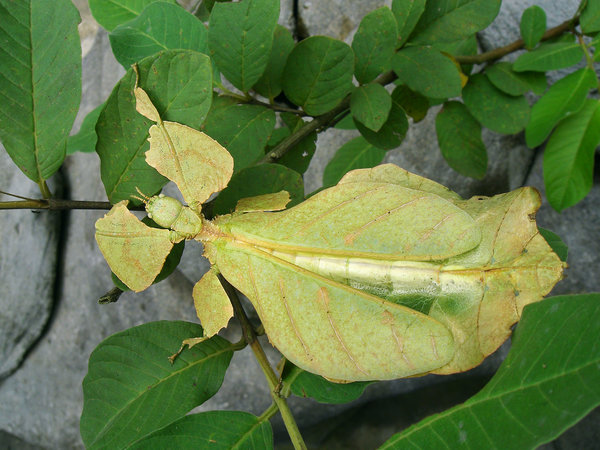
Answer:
[0,0,597,448]
[0,152,61,380]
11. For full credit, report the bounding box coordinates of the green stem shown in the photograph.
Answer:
[258,402,279,422]
[218,274,307,450]
[38,180,51,199]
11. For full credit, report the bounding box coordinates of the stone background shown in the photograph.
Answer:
[0,0,598,448]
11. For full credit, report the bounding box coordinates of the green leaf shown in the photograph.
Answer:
[543,99,600,212]
[520,5,547,49]
[323,137,386,187]
[462,74,530,134]
[212,164,304,215]
[525,68,597,148]
[128,411,273,449]
[253,25,295,101]
[435,34,479,74]
[208,0,279,92]
[109,2,208,68]
[351,84,392,132]
[392,46,462,99]
[266,126,291,149]
[283,36,354,116]
[334,114,358,130]
[352,7,398,84]
[525,67,596,148]
[409,0,501,45]
[392,85,429,123]
[513,42,584,72]
[96,50,213,204]
[284,365,370,404]
[67,104,103,155]
[392,0,426,47]
[538,227,568,262]
[89,0,177,31]
[380,293,600,449]
[581,0,600,33]
[80,321,234,450]
[0,0,81,184]
[202,101,276,172]
[276,113,317,174]
[355,86,409,150]
[435,101,487,179]
[485,62,547,96]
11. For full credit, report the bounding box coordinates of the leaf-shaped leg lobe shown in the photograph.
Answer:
[193,268,234,337]
[209,240,455,382]
[95,201,173,292]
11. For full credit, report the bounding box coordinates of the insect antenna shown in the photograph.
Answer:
[131,187,150,204]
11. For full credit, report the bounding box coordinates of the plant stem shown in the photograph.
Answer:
[38,180,51,199]
[217,274,307,450]
[0,198,142,211]
[260,17,578,165]
[455,17,578,65]
[221,93,306,115]
[258,70,396,165]
[258,402,279,422]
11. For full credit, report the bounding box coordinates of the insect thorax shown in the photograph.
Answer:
[146,194,202,240]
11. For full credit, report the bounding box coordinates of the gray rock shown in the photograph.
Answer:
[479,0,580,51]
[0,151,61,380]
[479,0,583,85]
[297,0,392,42]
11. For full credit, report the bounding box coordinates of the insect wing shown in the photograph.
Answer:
[220,180,481,261]
[211,240,455,382]
[146,122,234,210]
[428,187,565,374]
[338,164,461,201]
[95,201,173,292]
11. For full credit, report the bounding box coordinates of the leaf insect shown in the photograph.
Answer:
[95,80,564,382]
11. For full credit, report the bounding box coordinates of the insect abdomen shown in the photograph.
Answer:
[264,248,482,314]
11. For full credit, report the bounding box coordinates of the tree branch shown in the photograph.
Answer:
[455,17,579,65]
[0,198,144,211]
[259,18,579,165]
[259,70,397,165]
